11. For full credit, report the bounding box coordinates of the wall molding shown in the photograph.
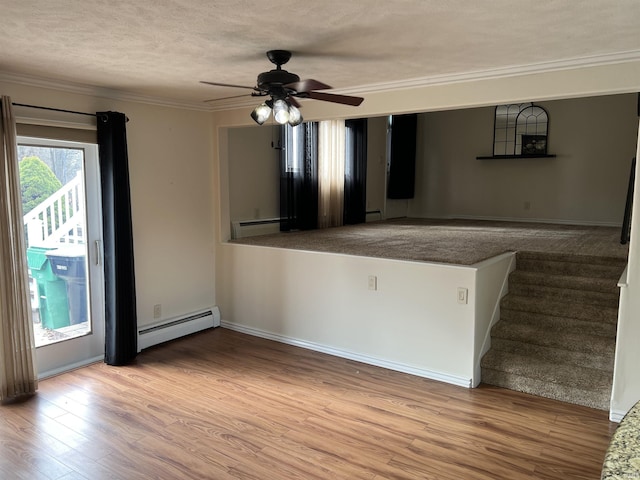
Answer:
[0,71,211,112]
[338,49,640,96]
[220,321,472,388]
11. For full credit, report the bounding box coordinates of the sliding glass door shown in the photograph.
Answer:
[18,136,105,377]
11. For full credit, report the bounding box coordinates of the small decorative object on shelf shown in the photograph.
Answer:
[521,134,547,155]
[477,102,554,159]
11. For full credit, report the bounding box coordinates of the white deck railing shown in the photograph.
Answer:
[23,171,85,247]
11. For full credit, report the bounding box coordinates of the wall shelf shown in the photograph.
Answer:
[476,154,557,160]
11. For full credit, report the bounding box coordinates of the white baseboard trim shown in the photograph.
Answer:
[610,409,626,423]
[38,355,104,380]
[221,321,472,388]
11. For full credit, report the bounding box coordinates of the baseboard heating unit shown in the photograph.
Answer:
[137,306,221,352]
[231,218,282,239]
[366,210,383,222]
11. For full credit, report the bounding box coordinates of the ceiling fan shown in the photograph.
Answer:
[200,50,364,126]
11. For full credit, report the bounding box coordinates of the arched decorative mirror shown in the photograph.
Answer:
[490,103,550,157]
[516,105,548,155]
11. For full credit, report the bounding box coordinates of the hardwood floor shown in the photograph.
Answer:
[1,328,616,479]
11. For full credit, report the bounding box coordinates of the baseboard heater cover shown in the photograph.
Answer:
[366,210,383,222]
[138,306,221,352]
[231,218,282,239]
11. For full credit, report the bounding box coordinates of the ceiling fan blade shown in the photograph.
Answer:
[203,93,253,103]
[200,80,258,91]
[285,79,332,93]
[287,96,302,108]
[307,91,364,106]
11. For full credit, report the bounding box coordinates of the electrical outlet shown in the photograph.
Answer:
[524,201,531,211]
[153,304,162,319]
[457,288,468,305]
[368,275,378,291]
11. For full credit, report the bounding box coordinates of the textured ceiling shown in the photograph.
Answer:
[1,0,639,108]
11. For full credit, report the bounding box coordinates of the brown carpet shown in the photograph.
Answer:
[232,218,629,265]
[481,251,626,410]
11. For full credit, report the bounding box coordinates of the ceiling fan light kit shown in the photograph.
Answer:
[250,99,303,126]
[201,50,364,126]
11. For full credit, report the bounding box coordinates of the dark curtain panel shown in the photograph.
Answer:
[621,157,635,245]
[97,111,138,365]
[344,118,368,225]
[280,122,318,231]
[387,114,417,199]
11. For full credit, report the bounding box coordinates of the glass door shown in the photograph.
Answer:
[18,136,105,378]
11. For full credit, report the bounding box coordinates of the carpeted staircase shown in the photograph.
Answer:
[481,251,627,410]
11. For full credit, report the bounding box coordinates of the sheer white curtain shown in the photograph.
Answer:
[318,119,346,228]
[0,96,38,401]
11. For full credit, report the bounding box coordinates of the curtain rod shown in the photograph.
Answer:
[12,102,97,118]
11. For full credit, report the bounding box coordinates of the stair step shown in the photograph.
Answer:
[490,338,614,371]
[499,310,617,338]
[491,320,615,356]
[481,368,610,410]
[516,258,625,279]
[481,349,612,389]
[515,252,626,280]
[508,282,619,308]
[482,251,623,410]
[501,294,618,324]
[508,270,620,294]
[516,251,627,267]
[481,349,612,410]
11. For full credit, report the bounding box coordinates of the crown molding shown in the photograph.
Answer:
[339,49,640,96]
[0,71,212,112]
[3,49,640,112]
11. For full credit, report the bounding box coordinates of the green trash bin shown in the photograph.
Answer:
[26,246,71,330]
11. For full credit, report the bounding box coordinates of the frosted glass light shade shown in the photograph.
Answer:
[288,105,303,126]
[273,99,290,125]
[251,103,271,125]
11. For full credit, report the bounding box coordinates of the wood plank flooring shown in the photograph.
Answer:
[0,328,617,479]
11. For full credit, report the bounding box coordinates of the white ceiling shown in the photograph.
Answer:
[1,0,639,109]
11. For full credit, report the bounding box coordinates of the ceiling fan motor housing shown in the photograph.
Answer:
[257,69,300,94]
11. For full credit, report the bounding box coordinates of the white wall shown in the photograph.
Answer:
[473,253,516,385]
[218,243,477,385]
[410,94,638,225]
[217,243,513,388]
[227,125,280,222]
[1,79,216,328]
